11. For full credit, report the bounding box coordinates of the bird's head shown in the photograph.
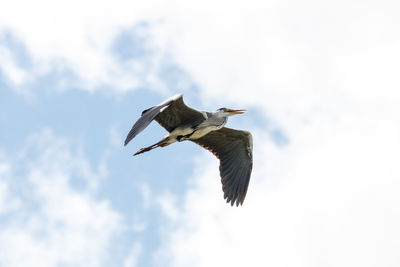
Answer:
[216,107,247,117]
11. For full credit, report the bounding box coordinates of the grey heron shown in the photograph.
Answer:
[124,94,253,206]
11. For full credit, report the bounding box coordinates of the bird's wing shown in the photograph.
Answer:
[154,95,205,132]
[124,94,205,146]
[191,127,253,206]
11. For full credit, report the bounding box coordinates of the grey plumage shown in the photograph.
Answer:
[192,128,252,206]
[124,94,253,206]
[155,96,206,132]
[124,95,203,145]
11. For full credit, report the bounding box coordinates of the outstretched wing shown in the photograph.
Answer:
[191,127,253,206]
[124,94,205,146]
[154,95,205,132]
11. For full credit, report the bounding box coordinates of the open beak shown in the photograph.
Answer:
[227,109,247,115]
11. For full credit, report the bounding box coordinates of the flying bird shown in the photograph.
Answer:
[124,94,253,206]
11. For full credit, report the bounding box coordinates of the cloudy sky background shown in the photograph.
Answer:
[1,0,400,266]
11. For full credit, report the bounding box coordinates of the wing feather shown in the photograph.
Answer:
[191,127,253,206]
[154,96,205,132]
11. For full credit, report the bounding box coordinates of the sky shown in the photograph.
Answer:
[1,0,400,266]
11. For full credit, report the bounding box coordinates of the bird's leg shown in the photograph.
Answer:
[133,136,175,156]
[176,135,188,142]
[134,144,159,156]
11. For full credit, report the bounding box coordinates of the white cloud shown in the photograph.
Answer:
[157,192,179,221]
[123,243,142,267]
[2,1,400,265]
[0,0,171,93]
[0,129,125,267]
[0,161,21,215]
[149,1,400,266]
[1,0,400,103]
[156,116,400,266]
[149,0,400,129]
[0,45,29,85]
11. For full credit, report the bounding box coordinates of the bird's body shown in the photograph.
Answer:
[125,94,253,206]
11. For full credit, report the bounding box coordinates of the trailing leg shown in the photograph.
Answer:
[133,136,174,156]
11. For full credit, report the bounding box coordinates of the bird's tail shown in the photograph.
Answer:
[133,136,171,156]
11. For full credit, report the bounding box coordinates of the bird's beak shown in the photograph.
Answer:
[227,109,247,115]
